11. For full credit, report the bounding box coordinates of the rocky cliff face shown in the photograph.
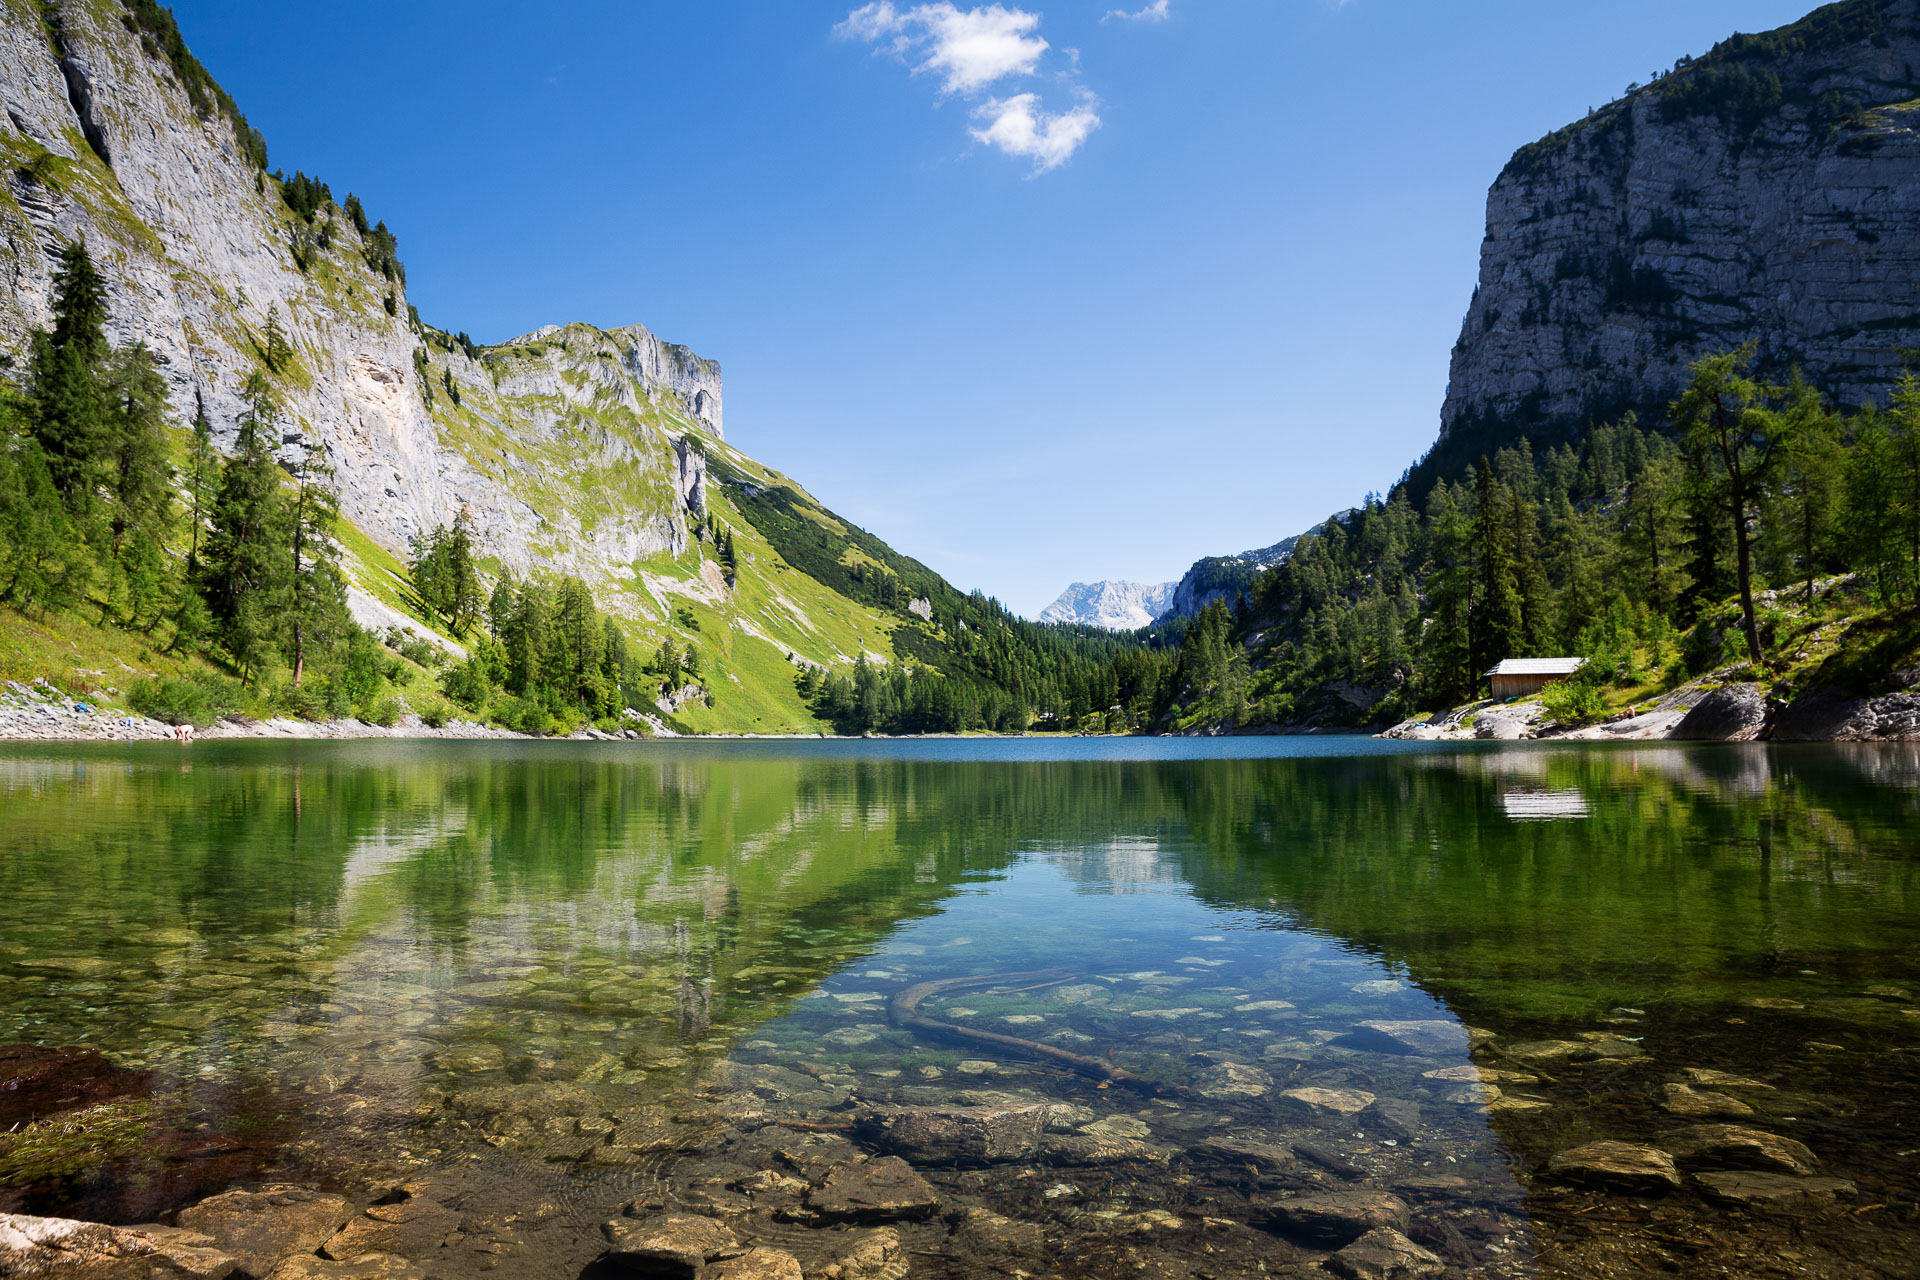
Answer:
[1160,531,1317,620]
[0,0,722,591]
[1036,580,1175,630]
[1442,0,1920,458]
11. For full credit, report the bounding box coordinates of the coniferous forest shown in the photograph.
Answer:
[1126,347,1920,733]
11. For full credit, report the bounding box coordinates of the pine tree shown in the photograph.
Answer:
[1471,460,1523,675]
[102,342,175,626]
[1767,378,1844,607]
[285,442,350,685]
[1673,347,1793,664]
[1419,481,1474,705]
[198,373,290,683]
[1843,405,1902,601]
[184,393,219,562]
[28,241,112,521]
[1888,372,1920,598]
[262,305,292,374]
[1507,483,1552,656]
[0,435,86,613]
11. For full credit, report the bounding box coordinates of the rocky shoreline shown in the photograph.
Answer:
[1378,673,1920,745]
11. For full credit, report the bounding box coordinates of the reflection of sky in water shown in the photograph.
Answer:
[739,847,1531,1234]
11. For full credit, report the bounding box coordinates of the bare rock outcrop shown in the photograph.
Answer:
[1672,683,1772,741]
[1442,1,1920,453]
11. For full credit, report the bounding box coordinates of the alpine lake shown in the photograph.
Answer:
[1,737,1916,1280]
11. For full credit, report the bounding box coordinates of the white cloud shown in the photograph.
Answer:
[1102,0,1170,21]
[838,2,1099,173]
[836,2,1049,95]
[970,93,1101,172]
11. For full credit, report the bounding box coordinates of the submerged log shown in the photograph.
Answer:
[887,970,1158,1092]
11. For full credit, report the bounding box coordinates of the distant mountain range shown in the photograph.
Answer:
[1036,580,1176,630]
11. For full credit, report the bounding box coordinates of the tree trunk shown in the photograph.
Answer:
[292,619,304,686]
[1732,478,1764,665]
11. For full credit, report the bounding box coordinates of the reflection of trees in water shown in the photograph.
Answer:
[3,743,1916,1071]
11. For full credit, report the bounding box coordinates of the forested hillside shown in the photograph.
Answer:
[1151,349,1920,733]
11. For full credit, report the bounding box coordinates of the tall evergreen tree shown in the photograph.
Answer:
[198,373,290,682]
[28,241,112,520]
[284,443,350,684]
[1673,347,1793,664]
[102,342,175,626]
[1471,459,1523,674]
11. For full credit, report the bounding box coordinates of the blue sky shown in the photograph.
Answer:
[169,0,1815,616]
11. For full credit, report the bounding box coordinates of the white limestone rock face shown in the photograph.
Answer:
[1443,1,1920,445]
[1037,580,1176,630]
[0,1,721,601]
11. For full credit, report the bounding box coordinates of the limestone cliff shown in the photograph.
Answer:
[1440,0,1920,463]
[0,0,722,587]
[0,0,959,733]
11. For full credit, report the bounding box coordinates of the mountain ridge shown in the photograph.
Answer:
[1035,579,1175,630]
[0,0,1126,735]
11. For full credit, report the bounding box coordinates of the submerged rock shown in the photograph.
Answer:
[803,1158,940,1224]
[1190,1135,1295,1172]
[1325,1226,1445,1280]
[950,1206,1045,1258]
[1276,1086,1375,1118]
[856,1104,1044,1164]
[1660,1083,1755,1119]
[1194,1062,1273,1100]
[1347,1021,1470,1056]
[175,1186,353,1278]
[1546,1141,1682,1194]
[264,1255,424,1280]
[0,1044,151,1126]
[1258,1191,1410,1246]
[320,1198,461,1261]
[707,1247,803,1280]
[1661,1124,1818,1175]
[600,1214,740,1277]
[0,1212,238,1279]
[1693,1171,1857,1207]
[807,1227,901,1280]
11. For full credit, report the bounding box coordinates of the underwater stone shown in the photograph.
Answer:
[1661,1083,1755,1119]
[1325,1226,1444,1279]
[1195,1062,1273,1100]
[858,1104,1046,1164]
[1682,1068,1774,1090]
[1693,1171,1857,1207]
[1258,1191,1411,1246]
[804,1157,940,1223]
[1661,1124,1819,1175]
[176,1185,354,1278]
[1191,1135,1295,1171]
[320,1198,461,1262]
[600,1214,740,1277]
[707,1247,803,1280]
[1348,1021,1470,1056]
[1277,1087,1375,1117]
[265,1255,424,1280]
[1546,1141,1682,1194]
[808,1227,901,1280]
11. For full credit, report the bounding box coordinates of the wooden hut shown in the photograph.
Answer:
[1485,657,1585,701]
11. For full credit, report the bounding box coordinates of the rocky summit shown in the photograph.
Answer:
[1441,0,1920,455]
[1036,579,1175,629]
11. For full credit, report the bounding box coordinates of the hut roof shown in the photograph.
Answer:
[1484,657,1586,678]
